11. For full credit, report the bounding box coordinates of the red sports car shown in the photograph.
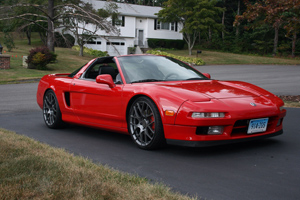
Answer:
[37,54,286,149]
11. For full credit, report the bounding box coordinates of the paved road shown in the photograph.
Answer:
[0,65,300,200]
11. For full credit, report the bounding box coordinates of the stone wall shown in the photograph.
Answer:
[0,55,10,69]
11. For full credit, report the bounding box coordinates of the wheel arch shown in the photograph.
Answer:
[42,86,64,111]
[126,94,164,125]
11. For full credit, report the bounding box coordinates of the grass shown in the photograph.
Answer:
[0,33,94,84]
[166,49,300,65]
[1,32,299,84]
[284,101,300,108]
[0,128,195,200]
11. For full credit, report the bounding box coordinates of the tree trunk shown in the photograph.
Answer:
[79,45,84,57]
[222,0,225,41]
[38,31,47,45]
[26,26,31,45]
[292,32,296,58]
[199,32,201,45]
[183,32,193,56]
[236,0,240,36]
[47,0,55,52]
[272,23,279,56]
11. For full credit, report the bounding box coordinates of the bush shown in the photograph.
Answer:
[26,47,57,70]
[3,32,15,52]
[148,39,185,50]
[146,50,205,66]
[72,45,109,57]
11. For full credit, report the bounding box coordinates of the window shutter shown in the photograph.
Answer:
[112,17,115,26]
[175,22,178,32]
[122,16,125,27]
[154,19,157,30]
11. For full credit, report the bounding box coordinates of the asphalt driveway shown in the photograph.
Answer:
[0,64,299,200]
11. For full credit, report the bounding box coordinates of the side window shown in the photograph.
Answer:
[98,63,123,84]
[83,61,123,84]
[84,63,102,79]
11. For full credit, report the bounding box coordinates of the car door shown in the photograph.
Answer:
[69,59,125,128]
[70,78,124,128]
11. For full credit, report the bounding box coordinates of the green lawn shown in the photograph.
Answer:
[167,49,300,65]
[1,33,299,84]
[0,33,94,84]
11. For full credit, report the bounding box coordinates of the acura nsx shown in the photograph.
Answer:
[37,54,286,149]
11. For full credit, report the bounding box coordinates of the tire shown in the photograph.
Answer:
[43,90,64,129]
[128,96,165,150]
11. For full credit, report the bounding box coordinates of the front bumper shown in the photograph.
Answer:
[166,129,283,147]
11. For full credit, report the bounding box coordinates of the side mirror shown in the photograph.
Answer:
[96,74,116,88]
[202,73,211,79]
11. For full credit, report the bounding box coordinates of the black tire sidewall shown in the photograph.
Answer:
[128,96,165,150]
[43,90,64,129]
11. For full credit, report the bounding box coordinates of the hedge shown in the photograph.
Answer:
[147,39,185,50]
[72,45,109,57]
[146,50,205,66]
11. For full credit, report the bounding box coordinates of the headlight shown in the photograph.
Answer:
[191,112,225,118]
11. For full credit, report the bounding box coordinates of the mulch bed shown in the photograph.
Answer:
[278,95,300,103]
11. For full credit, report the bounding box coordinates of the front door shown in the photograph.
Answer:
[70,78,124,128]
[138,30,144,46]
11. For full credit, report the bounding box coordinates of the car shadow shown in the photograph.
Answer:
[64,124,284,157]
[163,138,284,157]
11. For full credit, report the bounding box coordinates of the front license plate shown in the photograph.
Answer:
[247,118,269,134]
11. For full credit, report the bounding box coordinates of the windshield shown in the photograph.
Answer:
[68,64,87,78]
[117,55,208,83]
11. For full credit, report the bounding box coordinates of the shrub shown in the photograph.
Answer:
[3,32,15,52]
[26,47,57,70]
[146,50,205,66]
[72,45,109,57]
[148,39,185,50]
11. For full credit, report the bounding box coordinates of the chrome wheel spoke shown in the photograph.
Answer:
[43,92,57,126]
[130,100,156,146]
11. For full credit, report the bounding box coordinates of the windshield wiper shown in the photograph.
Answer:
[185,77,204,80]
[131,79,163,83]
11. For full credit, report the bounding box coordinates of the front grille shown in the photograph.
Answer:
[231,116,277,137]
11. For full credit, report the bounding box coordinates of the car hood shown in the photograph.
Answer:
[154,80,272,102]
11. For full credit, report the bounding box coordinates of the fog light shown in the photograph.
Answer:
[277,118,283,126]
[207,126,224,135]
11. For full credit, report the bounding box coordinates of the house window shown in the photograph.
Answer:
[106,42,125,46]
[86,41,101,45]
[161,22,169,30]
[154,19,177,32]
[113,16,125,27]
[87,41,96,44]
[170,22,175,31]
[156,21,169,30]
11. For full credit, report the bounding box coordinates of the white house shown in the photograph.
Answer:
[81,0,183,56]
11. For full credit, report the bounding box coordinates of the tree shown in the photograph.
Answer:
[0,0,118,53]
[59,2,119,56]
[7,0,46,45]
[281,0,300,57]
[234,0,293,56]
[157,0,224,55]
